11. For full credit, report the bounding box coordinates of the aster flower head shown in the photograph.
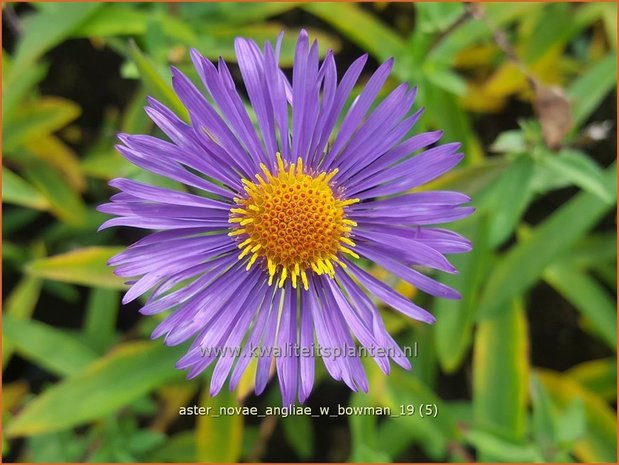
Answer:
[99,30,473,405]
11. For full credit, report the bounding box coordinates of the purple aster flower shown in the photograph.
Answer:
[99,30,473,405]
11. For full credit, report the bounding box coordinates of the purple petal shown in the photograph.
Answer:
[322,57,394,171]
[298,288,316,403]
[276,283,299,405]
[355,243,461,299]
[345,261,436,324]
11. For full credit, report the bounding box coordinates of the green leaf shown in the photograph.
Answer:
[490,130,527,154]
[3,208,41,237]
[25,247,126,289]
[410,324,438,388]
[422,65,467,96]
[302,3,404,61]
[522,3,572,65]
[80,149,136,180]
[567,359,616,402]
[540,149,614,203]
[434,215,491,372]
[531,374,557,450]
[21,162,87,227]
[7,342,185,436]
[421,157,509,198]
[2,273,43,367]
[128,41,188,122]
[72,4,195,43]
[556,232,617,270]
[476,155,536,247]
[543,266,617,349]
[594,261,617,292]
[2,168,50,211]
[27,430,89,463]
[376,416,420,461]
[184,2,300,26]
[568,53,617,127]
[602,3,617,50]
[366,362,457,460]
[531,373,586,459]
[196,387,243,462]
[348,394,390,462]
[473,299,528,460]
[477,163,616,318]
[7,3,102,86]
[2,242,29,270]
[3,274,42,322]
[523,3,607,65]
[537,369,617,462]
[430,3,543,64]
[555,397,586,446]
[41,210,111,245]
[120,88,152,135]
[2,60,47,120]
[143,17,168,64]
[3,315,98,378]
[43,281,80,304]
[148,431,196,462]
[84,289,119,353]
[465,429,543,462]
[416,2,465,33]
[3,97,80,153]
[282,413,314,460]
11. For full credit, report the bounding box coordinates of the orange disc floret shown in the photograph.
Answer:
[229,153,359,290]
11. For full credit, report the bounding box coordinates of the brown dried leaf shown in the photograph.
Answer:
[531,78,573,150]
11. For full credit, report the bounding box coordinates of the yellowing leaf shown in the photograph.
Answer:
[454,43,500,69]
[484,61,528,100]
[473,299,529,456]
[25,135,86,192]
[3,382,30,414]
[566,359,616,402]
[196,387,243,462]
[460,82,507,113]
[528,47,568,88]
[25,246,126,289]
[235,356,258,402]
[3,97,80,153]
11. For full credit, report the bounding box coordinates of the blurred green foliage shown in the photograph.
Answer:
[2,2,617,463]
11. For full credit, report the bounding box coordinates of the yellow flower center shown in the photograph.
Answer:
[229,153,359,290]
